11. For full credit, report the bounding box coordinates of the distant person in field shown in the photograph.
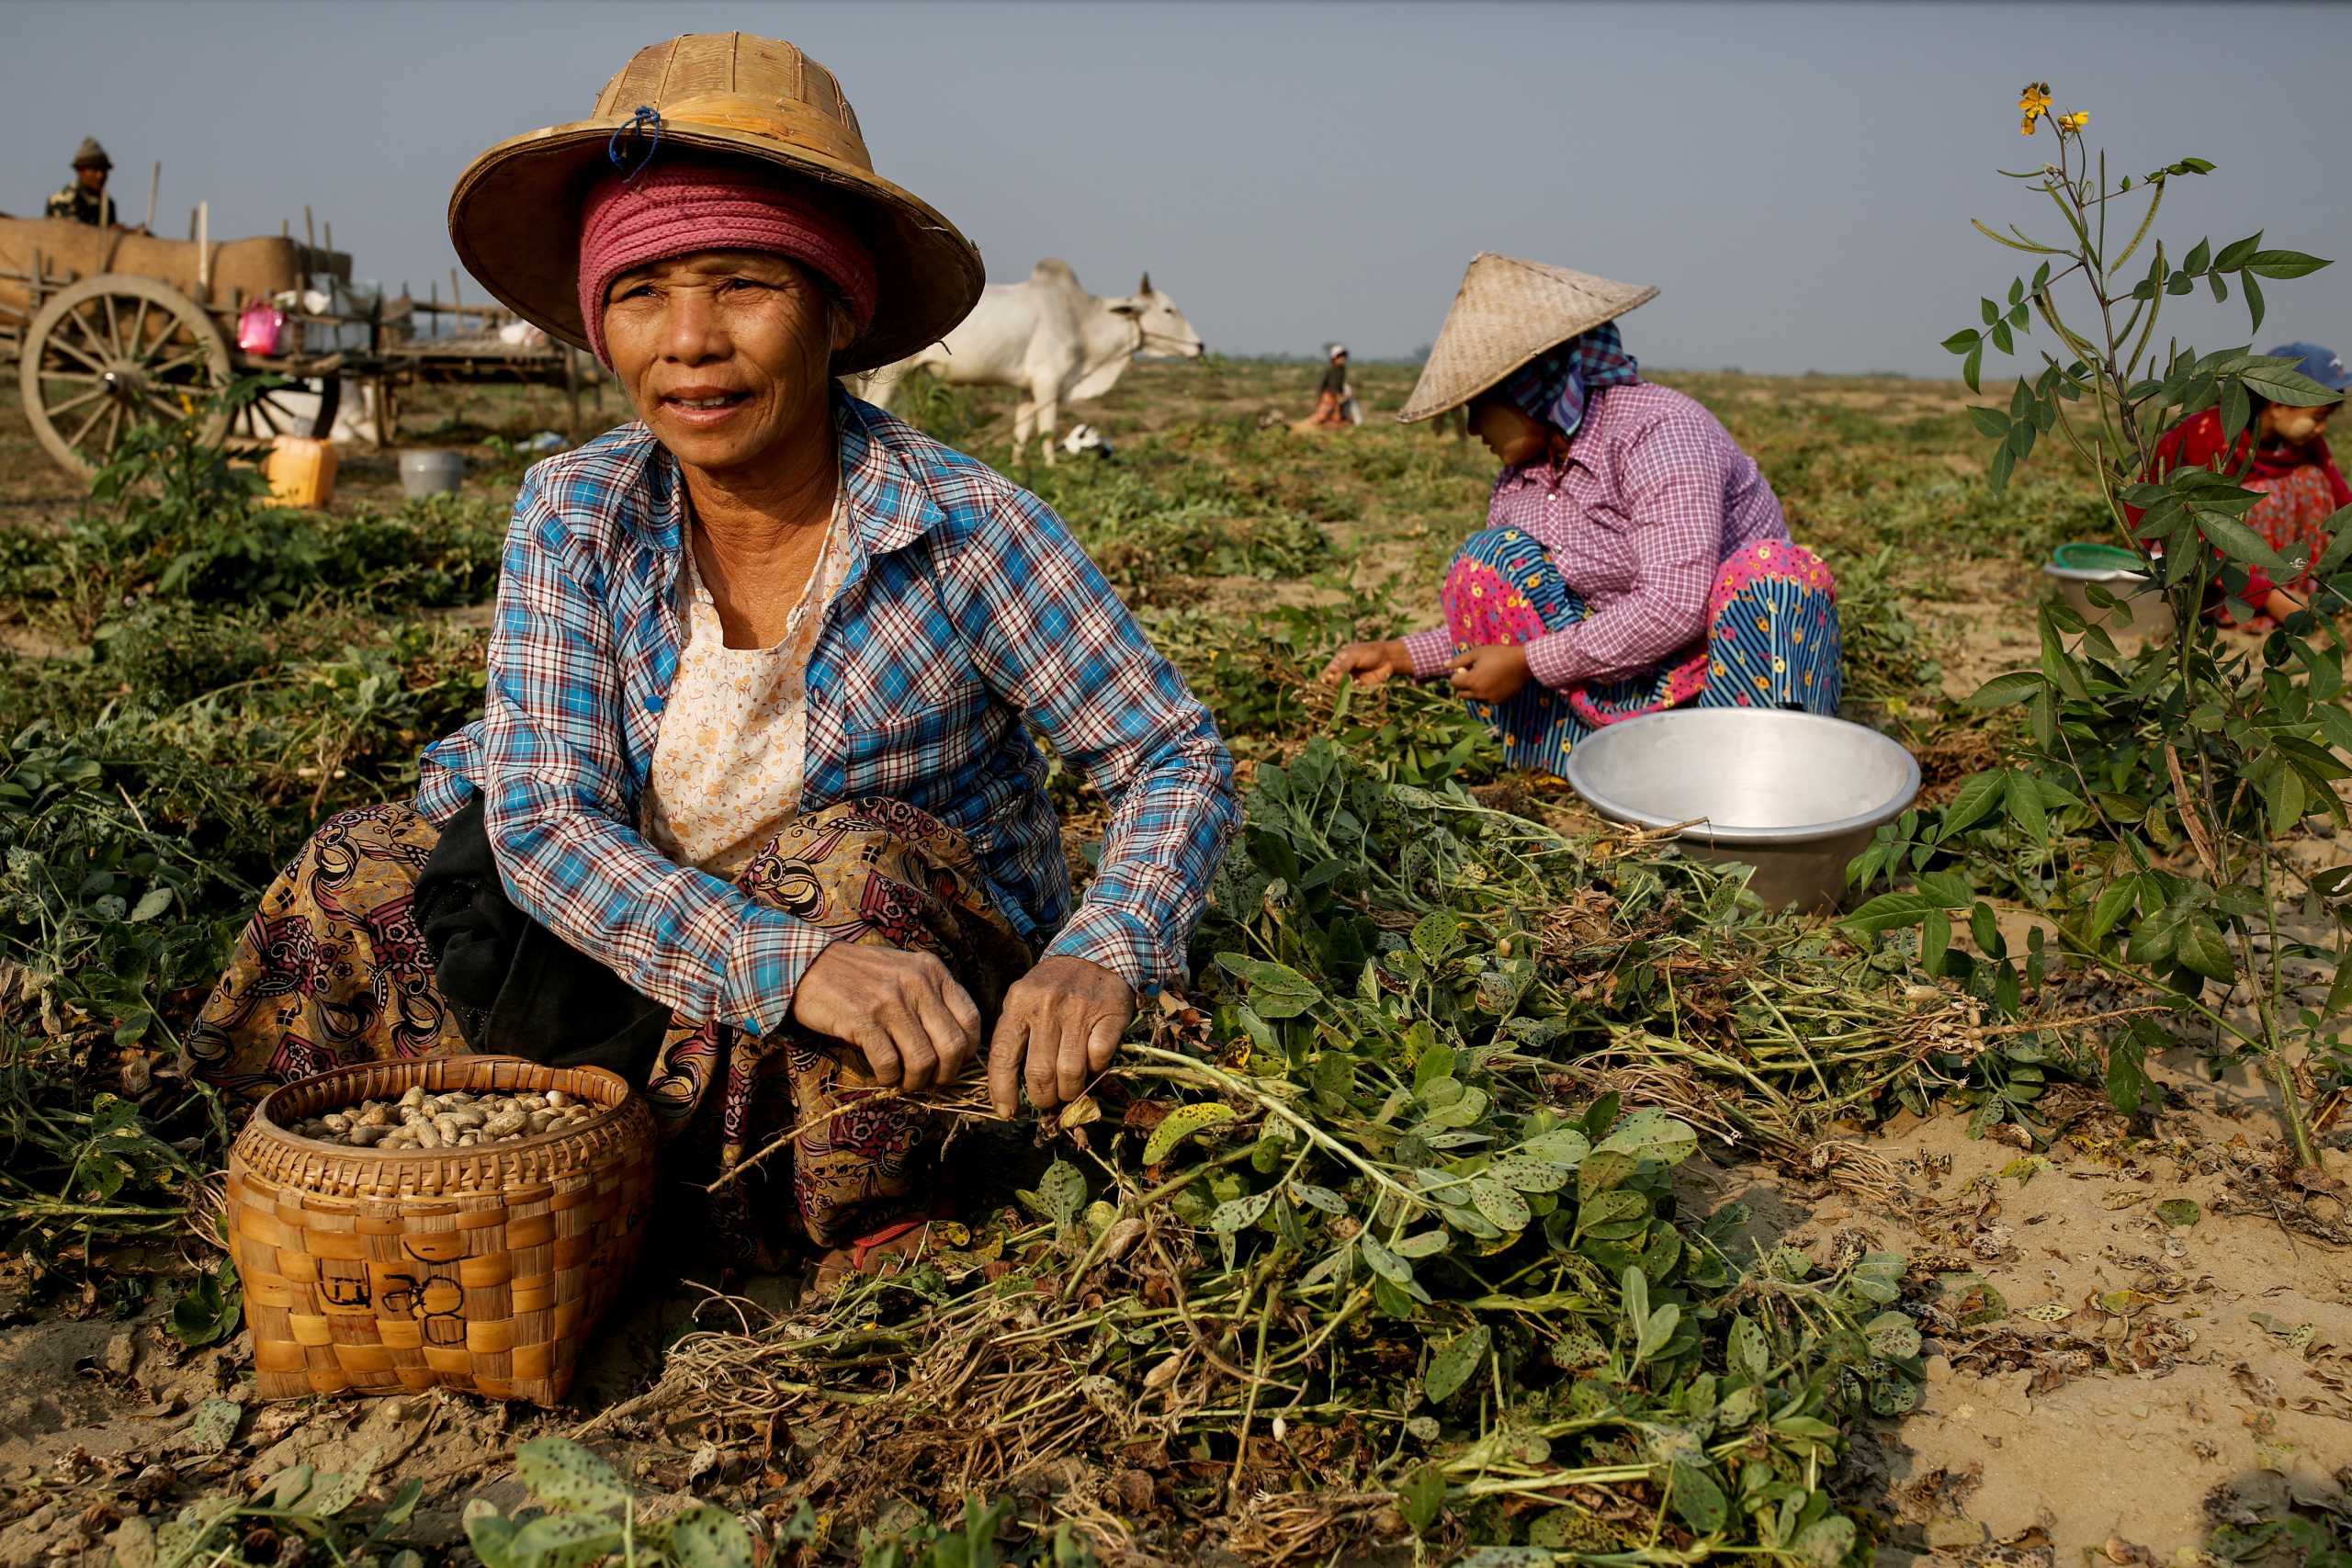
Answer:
[184,31,1236,1276]
[43,138,119,227]
[2145,343,2348,630]
[1295,344,1356,430]
[1321,254,1843,774]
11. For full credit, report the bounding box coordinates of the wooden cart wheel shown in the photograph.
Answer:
[226,373,344,446]
[18,275,232,479]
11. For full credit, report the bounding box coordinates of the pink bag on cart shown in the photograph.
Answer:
[237,301,288,356]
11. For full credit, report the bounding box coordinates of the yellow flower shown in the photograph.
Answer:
[2056,110,2088,133]
[2018,81,2051,134]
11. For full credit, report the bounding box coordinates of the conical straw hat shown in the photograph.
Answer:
[1396,254,1658,423]
[449,32,983,374]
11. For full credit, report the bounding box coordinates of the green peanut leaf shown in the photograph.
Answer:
[1035,1160,1090,1228]
[464,1502,523,1568]
[1669,1456,1728,1534]
[1409,908,1463,965]
[300,1467,370,1519]
[1730,1314,1769,1381]
[1793,1517,1860,1567]
[1141,1103,1236,1166]
[1486,1155,1570,1193]
[514,1438,629,1516]
[1216,953,1321,1018]
[1467,1177,1531,1232]
[1396,1462,1446,1533]
[1208,1190,1273,1234]
[1595,1110,1698,1167]
[1864,1311,1923,1359]
[505,1511,624,1568]
[1424,1323,1490,1404]
[664,1506,757,1568]
[1520,1129,1590,1168]
[1289,1181,1348,1215]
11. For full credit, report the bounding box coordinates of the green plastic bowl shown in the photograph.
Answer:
[2050,541,2147,574]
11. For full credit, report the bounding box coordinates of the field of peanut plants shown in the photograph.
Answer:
[0,351,2346,1568]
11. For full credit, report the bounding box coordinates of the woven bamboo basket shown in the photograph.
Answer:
[226,1055,656,1405]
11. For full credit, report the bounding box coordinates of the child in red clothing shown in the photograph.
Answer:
[2148,343,2348,628]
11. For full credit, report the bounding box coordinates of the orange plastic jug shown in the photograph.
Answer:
[265,436,338,509]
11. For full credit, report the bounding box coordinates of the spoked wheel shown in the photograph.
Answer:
[225,373,344,446]
[19,275,232,478]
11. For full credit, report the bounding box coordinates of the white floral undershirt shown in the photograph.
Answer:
[640,498,852,877]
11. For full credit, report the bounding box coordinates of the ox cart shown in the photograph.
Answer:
[2,214,599,478]
[0,215,362,477]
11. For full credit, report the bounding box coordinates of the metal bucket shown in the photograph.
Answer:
[2044,561,2174,641]
[397,448,467,499]
[1564,709,1921,913]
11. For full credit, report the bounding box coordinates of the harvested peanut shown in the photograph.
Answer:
[280,1086,603,1149]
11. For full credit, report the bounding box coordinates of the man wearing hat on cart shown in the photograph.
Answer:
[45,138,119,228]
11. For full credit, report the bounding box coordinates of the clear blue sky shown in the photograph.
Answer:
[7,2,2347,377]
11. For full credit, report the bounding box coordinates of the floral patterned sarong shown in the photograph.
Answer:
[186,798,1031,1261]
[1440,527,1844,774]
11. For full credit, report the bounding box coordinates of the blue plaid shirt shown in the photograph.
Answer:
[415,392,1237,1035]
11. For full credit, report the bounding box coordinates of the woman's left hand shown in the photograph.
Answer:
[988,954,1136,1117]
[1449,644,1532,704]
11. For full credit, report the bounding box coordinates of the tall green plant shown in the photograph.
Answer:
[1852,85,2349,1163]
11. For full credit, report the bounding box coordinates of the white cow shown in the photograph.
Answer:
[854,259,1204,463]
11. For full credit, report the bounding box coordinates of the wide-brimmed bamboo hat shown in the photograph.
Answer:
[1397,254,1658,423]
[448,32,983,374]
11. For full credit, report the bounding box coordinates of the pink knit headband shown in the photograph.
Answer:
[576,161,879,367]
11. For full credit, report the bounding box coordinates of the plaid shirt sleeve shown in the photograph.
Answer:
[479,475,832,1036]
[1403,624,1458,680]
[956,487,1238,993]
[1523,420,1725,690]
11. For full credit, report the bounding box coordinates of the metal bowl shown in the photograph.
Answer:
[2043,561,2174,641]
[1565,709,1921,912]
[397,448,468,500]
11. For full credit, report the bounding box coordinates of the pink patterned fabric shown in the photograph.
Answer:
[577,162,879,368]
[1404,382,1789,692]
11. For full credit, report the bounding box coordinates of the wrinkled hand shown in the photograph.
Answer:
[789,942,982,1092]
[1449,643,1532,704]
[1320,638,1412,687]
[988,955,1136,1118]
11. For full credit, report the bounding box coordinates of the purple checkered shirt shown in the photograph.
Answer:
[1404,383,1789,690]
[413,392,1238,1036]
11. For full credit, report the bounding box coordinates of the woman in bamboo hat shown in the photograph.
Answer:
[1323,254,1843,773]
[186,33,1237,1268]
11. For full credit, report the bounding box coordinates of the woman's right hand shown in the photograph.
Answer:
[1320,638,1412,686]
[789,942,982,1092]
